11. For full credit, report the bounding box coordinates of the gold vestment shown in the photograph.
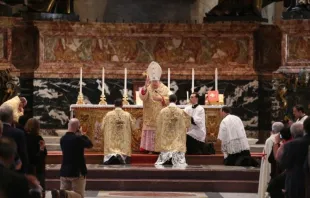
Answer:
[139,82,169,130]
[155,105,190,153]
[1,96,23,122]
[101,108,135,156]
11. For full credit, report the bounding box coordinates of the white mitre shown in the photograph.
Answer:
[147,61,162,81]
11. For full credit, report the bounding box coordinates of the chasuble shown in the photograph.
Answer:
[1,96,23,122]
[139,82,169,129]
[101,108,135,157]
[155,104,191,153]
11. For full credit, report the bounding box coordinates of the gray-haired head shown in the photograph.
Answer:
[271,122,284,134]
[0,104,13,124]
[290,122,304,138]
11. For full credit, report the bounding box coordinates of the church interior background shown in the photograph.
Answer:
[1,0,310,196]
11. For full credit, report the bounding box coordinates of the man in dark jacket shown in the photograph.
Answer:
[53,118,93,198]
[280,117,310,198]
[0,137,40,198]
[0,104,28,173]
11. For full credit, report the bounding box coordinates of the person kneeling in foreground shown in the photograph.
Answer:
[101,99,135,165]
[155,94,190,166]
[218,106,258,166]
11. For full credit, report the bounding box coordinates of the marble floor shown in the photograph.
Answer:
[45,191,258,198]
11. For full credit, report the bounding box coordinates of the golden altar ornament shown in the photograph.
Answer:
[76,92,85,104]
[99,94,107,105]
[122,94,129,105]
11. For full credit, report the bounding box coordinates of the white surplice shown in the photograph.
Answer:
[296,115,308,124]
[218,114,250,158]
[258,133,277,198]
[184,105,206,142]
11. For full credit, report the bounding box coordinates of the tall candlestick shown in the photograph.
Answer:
[215,68,218,91]
[191,68,194,93]
[79,67,82,93]
[102,67,105,95]
[124,68,127,96]
[186,91,189,102]
[168,68,170,90]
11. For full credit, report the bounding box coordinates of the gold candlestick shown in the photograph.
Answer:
[99,94,107,105]
[76,92,85,104]
[122,94,129,105]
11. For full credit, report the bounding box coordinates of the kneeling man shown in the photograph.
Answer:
[218,106,257,166]
[101,99,135,165]
[155,94,190,166]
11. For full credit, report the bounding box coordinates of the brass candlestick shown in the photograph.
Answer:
[122,94,129,105]
[99,94,107,105]
[76,92,85,104]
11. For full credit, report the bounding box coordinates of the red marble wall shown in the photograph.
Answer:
[277,20,310,73]
[0,17,18,75]
[0,17,286,80]
[32,21,259,80]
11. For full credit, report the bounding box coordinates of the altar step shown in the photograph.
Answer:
[43,136,264,152]
[45,164,259,192]
[46,152,262,165]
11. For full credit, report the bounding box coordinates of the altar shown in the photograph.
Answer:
[70,104,223,152]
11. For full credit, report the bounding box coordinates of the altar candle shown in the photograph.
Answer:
[191,68,194,93]
[102,67,105,95]
[187,91,189,102]
[124,68,127,96]
[168,68,170,90]
[215,68,218,91]
[79,67,82,93]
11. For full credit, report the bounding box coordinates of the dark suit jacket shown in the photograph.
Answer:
[2,123,29,173]
[281,134,310,198]
[60,132,93,177]
[0,164,30,198]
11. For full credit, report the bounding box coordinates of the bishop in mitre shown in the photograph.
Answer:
[139,61,169,153]
[1,96,27,123]
[101,99,135,165]
[155,94,190,166]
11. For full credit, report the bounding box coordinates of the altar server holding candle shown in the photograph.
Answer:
[139,61,170,153]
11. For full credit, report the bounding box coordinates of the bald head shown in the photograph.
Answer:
[0,104,13,124]
[290,122,304,138]
[20,97,27,107]
[68,118,80,133]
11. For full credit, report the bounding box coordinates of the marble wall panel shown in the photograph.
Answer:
[33,78,133,128]
[42,36,250,66]
[254,25,282,74]
[12,26,38,70]
[287,36,310,62]
[32,78,260,138]
[33,22,258,79]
